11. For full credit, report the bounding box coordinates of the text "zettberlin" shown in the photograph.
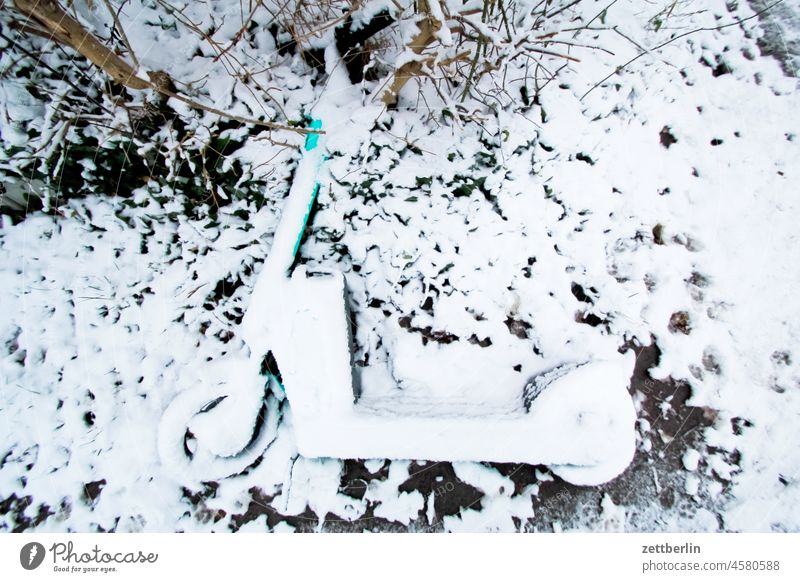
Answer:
[642,543,701,554]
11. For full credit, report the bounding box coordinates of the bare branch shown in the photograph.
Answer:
[13,0,150,89]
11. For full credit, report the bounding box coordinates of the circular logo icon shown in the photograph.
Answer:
[20,542,46,570]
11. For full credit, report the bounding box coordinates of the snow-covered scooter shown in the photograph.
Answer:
[159,119,637,487]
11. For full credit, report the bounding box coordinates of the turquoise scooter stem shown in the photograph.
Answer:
[291,118,324,261]
[259,118,326,280]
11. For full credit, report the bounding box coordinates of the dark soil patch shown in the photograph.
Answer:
[669,311,692,335]
[660,126,678,148]
[529,341,721,531]
[82,479,107,506]
[0,494,53,532]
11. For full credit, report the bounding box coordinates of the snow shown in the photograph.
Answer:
[443,462,536,532]
[685,474,700,497]
[683,449,701,472]
[156,356,280,483]
[273,457,366,530]
[1,0,799,532]
[599,493,627,532]
[366,461,424,525]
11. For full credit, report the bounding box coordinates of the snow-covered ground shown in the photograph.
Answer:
[1,0,798,532]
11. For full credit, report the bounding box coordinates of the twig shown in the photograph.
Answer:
[102,0,140,70]
[575,0,620,38]
[460,38,484,102]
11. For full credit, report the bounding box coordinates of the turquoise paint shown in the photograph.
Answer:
[267,373,285,395]
[304,118,323,152]
[292,182,321,259]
